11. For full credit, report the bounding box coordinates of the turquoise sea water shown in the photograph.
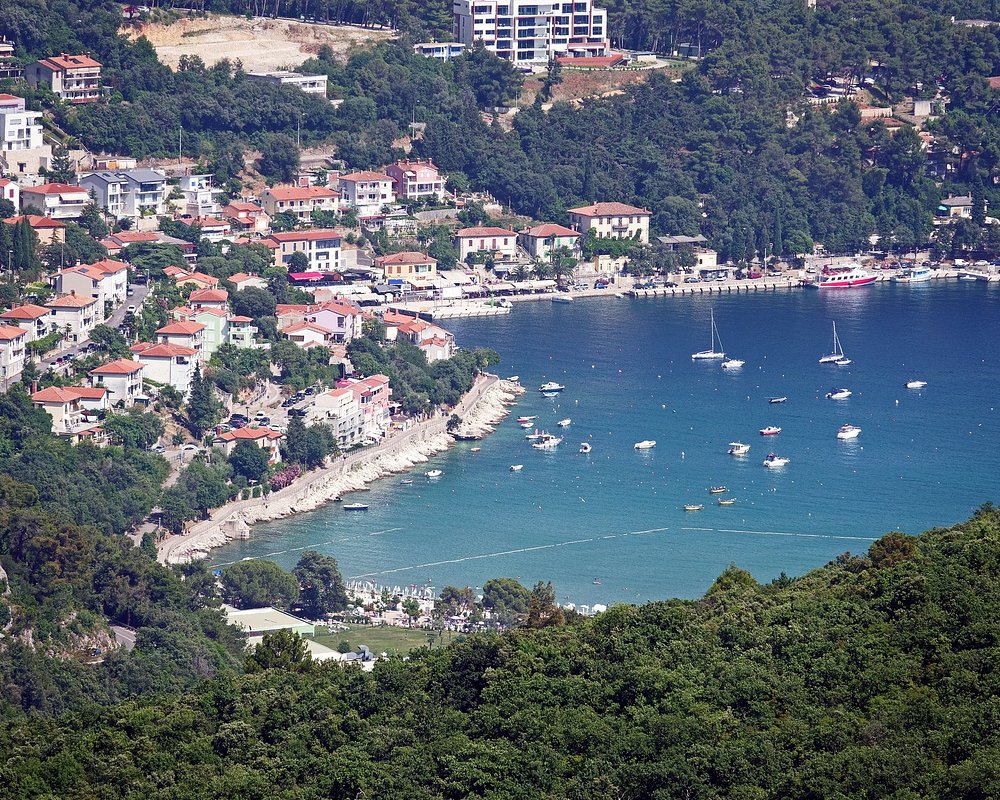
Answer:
[212,282,1000,605]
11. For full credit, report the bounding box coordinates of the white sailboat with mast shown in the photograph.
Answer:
[692,308,726,360]
[819,321,850,364]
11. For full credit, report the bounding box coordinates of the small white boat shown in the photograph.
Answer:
[759,426,781,436]
[510,464,523,472]
[343,503,370,511]
[768,396,787,404]
[539,381,565,393]
[557,418,571,427]
[894,266,932,283]
[837,424,861,440]
[516,415,538,423]
[959,274,979,281]
[826,388,852,400]
[579,442,592,454]
[721,358,744,370]
[905,379,927,389]
[692,308,726,360]
[520,421,534,428]
[400,479,413,485]
[683,504,704,512]
[614,292,626,298]
[425,469,443,478]
[728,442,750,456]
[717,498,737,506]
[507,375,520,382]
[819,321,849,363]
[763,453,790,468]
[835,358,852,366]
[634,440,657,450]
[551,295,573,304]
[531,434,563,450]
[541,391,560,398]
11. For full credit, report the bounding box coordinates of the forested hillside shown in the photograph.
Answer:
[4,506,1000,798]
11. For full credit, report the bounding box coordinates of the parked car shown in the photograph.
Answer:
[684,276,700,284]
[664,281,678,288]
[149,444,165,454]
[748,271,763,279]
[126,305,137,314]
[289,408,307,417]
[258,416,271,426]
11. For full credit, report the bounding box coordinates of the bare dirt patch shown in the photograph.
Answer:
[132,14,395,71]
[521,64,686,107]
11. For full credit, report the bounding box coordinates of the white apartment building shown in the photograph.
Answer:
[176,174,223,217]
[454,226,518,260]
[25,53,101,103]
[130,343,197,397]
[413,42,467,61]
[307,386,365,448]
[45,294,98,343]
[265,230,342,272]
[567,202,651,242]
[79,168,169,220]
[453,0,610,64]
[0,324,26,389]
[0,94,51,176]
[337,171,394,217]
[50,258,129,312]
[0,303,52,343]
[246,71,328,96]
[89,359,145,406]
[20,183,89,220]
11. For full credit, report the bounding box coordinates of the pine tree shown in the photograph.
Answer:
[186,363,221,437]
[47,145,75,184]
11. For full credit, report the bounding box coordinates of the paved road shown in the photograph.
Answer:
[110,624,137,651]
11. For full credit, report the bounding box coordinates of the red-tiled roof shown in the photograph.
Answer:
[339,171,391,183]
[131,342,196,358]
[223,201,263,214]
[264,185,338,201]
[282,322,333,335]
[228,315,253,323]
[456,226,514,238]
[46,294,96,309]
[174,271,218,286]
[522,223,580,238]
[157,320,205,335]
[32,385,107,403]
[90,358,143,375]
[227,272,260,283]
[568,202,651,216]
[189,288,229,303]
[0,303,50,320]
[376,251,437,266]
[0,323,26,341]
[3,214,66,229]
[215,426,283,441]
[37,53,101,71]
[22,182,88,196]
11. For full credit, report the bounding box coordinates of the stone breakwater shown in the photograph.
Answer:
[158,377,522,564]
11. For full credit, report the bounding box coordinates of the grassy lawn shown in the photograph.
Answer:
[313,623,460,656]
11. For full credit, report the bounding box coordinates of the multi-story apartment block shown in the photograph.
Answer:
[176,174,223,217]
[20,183,89,220]
[246,71,328,95]
[265,229,342,272]
[50,258,129,313]
[453,0,609,65]
[384,159,447,202]
[567,201,651,242]
[222,201,270,235]
[260,185,339,223]
[0,94,51,176]
[45,293,98,343]
[454,226,518,260]
[26,53,102,103]
[79,168,169,220]
[130,342,197,397]
[0,323,26,388]
[413,42,467,61]
[337,171,394,217]
[89,359,145,406]
[376,251,439,281]
[0,303,52,343]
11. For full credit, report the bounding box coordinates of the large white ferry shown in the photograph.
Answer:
[808,265,877,289]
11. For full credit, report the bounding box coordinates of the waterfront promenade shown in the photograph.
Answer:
[157,374,504,564]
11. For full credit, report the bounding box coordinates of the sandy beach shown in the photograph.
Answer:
[158,376,523,564]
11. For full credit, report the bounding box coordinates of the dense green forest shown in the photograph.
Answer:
[4,506,1000,797]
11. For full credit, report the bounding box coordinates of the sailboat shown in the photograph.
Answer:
[691,308,726,360]
[819,321,849,364]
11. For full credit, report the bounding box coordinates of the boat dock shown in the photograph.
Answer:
[389,301,513,320]
[629,278,799,297]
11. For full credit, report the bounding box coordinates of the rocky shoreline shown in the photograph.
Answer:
[158,377,523,564]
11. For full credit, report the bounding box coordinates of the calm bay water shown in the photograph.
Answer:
[213,282,1000,605]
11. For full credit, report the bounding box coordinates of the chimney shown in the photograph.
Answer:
[31,380,38,394]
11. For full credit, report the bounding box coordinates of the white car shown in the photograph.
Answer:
[126,305,137,314]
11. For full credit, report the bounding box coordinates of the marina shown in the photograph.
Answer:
[213,284,1000,604]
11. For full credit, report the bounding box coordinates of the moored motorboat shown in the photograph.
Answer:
[516,415,538,423]
[470,447,481,452]
[768,396,787,404]
[835,357,852,366]
[894,266,932,283]
[507,375,520,382]
[763,452,790,468]
[525,431,544,440]
[579,442,592,453]
[683,504,704,511]
[551,295,573,303]
[400,479,413,485]
[557,418,572,427]
[808,265,877,289]
[708,486,728,494]
[425,469,443,478]
[905,379,927,389]
[728,442,751,456]
[826,388,852,400]
[531,433,563,450]
[510,464,523,472]
[520,421,534,428]
[634,440,657,450]
[836,423,861,440]
[759,426,781,436]
[717,498,737,506]
[722,358,745,369]
[343,503,370,511]
[539,381,565,393]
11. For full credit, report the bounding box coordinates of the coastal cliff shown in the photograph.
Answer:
[158,377,523,564]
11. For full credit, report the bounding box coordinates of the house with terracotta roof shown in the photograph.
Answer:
[0,323,26,388]
[212,425,284,463]
[31,384,109,437]
[50,258,129,311]
[227,316,258,348]
[282,321,334,347]
[567,202,651,243]
[345,374,392,439]
[171,305,235,358]
[131,342,197,396]
[392,317,455,362]
[190,215,232,243]
[174,271,219,291]
[337,171,394,216]
[259,185,339,223]
[265,229,342,272]
[384,159,446,202]
[89,358,144,406]
[0,303,53,343]
[454,226,518,261]
[20,183,90,220]
[3,214,66,246]
[375,251,438,281]
[188,288,229,310]
[0,177,19,211]
[156,320,206,362]
[306,386,364,447]
[518,223,581,261]
[45,293,97,343]
[226,272,268,291]
[26,53,101,103]
[222,200,270,235]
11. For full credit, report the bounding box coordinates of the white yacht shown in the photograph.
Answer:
[539,381,565,393]
[825,388,852,400]
[894,266,932,283]
[531,434,563,450]
[634,440,657,450]
[905,379,927,389]
[692,308,726,360]
[557,418,572,427]
[836,424,861,440]
[509,464,524,472]
[728,442,751,456]
[721,358,745,370]
[425,469,443,478]
[763,453,790,468]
